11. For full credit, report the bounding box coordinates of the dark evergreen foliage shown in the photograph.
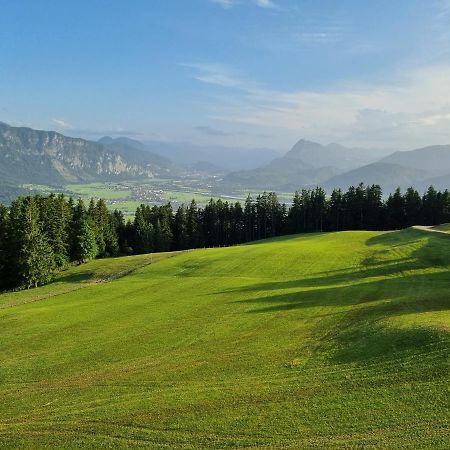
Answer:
[0,183,449,291]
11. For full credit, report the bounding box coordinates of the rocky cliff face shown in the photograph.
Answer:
[0,122,161,185]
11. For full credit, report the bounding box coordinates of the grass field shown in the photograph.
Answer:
[432,223,450,233]
[1,229,449,448]
[65,183,131,200]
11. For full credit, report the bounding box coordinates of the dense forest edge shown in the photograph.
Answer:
[0,183,449,291]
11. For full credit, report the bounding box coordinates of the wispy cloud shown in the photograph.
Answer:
[188,62,450,148]
[68,128,143,138]
[436,0,450,18]
[295,31,341,44]
[253,0,276,8]
[181,63,246,88]
[195,125,232,136]
[49,120,143,138]
[432,0,450,57]
[209,0,235,9]
[209,0,277,9]
[51,118,73,130]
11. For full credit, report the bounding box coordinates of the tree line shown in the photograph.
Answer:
[0,184,449,290]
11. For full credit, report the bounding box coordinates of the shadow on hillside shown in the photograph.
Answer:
[222,256,417,294]
[55,271,97,284]
[232,271,449,315]
[229,228,450,365]
[331,323,448,365]
[242,232,327,245]
[224,228,450,297]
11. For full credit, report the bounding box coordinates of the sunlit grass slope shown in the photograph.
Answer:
[1,229,449,449]
[432,223,450,233]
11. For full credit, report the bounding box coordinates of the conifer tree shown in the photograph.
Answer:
[422,186,440,225]
[328,189,344,231]
[243,195,255,242]
[154,218,172,252]
[174,206,189,250]
[187,200,202,248]
[365,185,383,230]
[386,187,405,229]
[96,199,119,256]
[133,205,154,254]
[0,204,9,289]
[404,187,423,227]
[38,194,71,268]
[73,218,98,264]
[15,197,56,288]
[288,191,302,233]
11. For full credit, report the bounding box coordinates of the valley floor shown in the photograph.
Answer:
[1,229,449,449]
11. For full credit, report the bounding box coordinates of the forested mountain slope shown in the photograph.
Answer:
[1,229,449,448]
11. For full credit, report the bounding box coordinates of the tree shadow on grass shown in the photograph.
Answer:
[231,272,450,365]
[221,256,417,295]
[55,271,96,284]
[331,324,449,365]
[223,228,450,298]
[231,271,449,315]
[228,229,450,366]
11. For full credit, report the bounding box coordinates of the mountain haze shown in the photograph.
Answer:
[139,140,279,172]
[223,139,387,190]
[324,162,429,192]
[98,136,180,174]
[380,145,450,175]
[327,145,450,192]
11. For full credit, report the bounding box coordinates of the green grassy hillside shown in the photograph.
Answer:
[1,229,449,449]
[432,223,450,233]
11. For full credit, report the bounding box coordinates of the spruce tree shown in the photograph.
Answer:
[15,197,56,288]
[404,187,422,227]
[328,189,344,231]
[0,204,9,289]
[73,218,98,264]
[38,194,71,268]
[422,186,439,225]
[96,199,119,257]
[174,206,189,250]
[133,206,154,254]
[386,188,405,229]
[243,195,254,242]
[187,200,202,248]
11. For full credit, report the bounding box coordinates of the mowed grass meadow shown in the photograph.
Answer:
[1,229,449,448]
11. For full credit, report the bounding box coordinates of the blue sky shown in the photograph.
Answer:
[1,0,450,151]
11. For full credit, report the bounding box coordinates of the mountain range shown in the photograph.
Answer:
[1,121,449,196]
[223,140,393,190]
[324,145,450,192]
[0,122,176,186]
[222,139,450,192]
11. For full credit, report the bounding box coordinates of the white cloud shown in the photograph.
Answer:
[51,118,73,130]
[253,0,276,8]
[295,32,339,44]
[209,0,235,8]
[181,63,245,87]
[188,63,450,148]
[209,0,277,9]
